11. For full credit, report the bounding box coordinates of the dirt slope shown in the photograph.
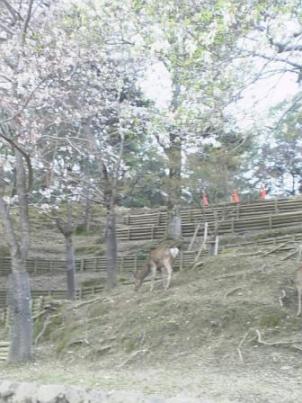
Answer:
[1,252,302,402]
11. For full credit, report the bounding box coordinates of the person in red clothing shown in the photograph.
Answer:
[231,190,240,204]
[201,192,209,207]
[259,185,267,200]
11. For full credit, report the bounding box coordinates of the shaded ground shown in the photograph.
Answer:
[1,252,302,402]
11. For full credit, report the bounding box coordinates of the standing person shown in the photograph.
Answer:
[231,190,240,204]
[259,185,267,200]
[201,192,209,207]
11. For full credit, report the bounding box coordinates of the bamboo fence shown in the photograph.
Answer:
[0,250,199,277]
[123,198,302,226]
[117,210,302,241]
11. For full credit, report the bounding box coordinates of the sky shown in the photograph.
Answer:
[140,61,300,130]
[236,71,300,129]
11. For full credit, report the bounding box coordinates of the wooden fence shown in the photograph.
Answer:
[123,198,302,226]
[0,250,201,277]
[0,285,106,308]
[117,210,302,241]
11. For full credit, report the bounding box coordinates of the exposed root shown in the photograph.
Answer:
[225,287,243,298]
[116,349,149,368]
[191,260,204,270]
[279,289,286,307]
[237,330,251,363]
[255,329,302,350]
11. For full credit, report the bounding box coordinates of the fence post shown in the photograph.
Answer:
[274,199,279,213]
[80,259,85,271]
[269,215,272,230]
[157,212,161,225]
[179,251,184,271]
[214,236,219,256]
[34,259,38,275]
[134,255,138,272]
[151,225,155,240]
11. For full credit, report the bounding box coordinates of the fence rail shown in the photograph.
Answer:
[117,210,302,241]
[123,198,302,227]
[0,250,201,277]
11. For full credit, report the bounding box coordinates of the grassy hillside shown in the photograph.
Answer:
[42,253,300,364]
[1,252,300,401]
[0,205,107,259]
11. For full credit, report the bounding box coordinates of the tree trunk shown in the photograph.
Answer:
[167,205,182,240]
[166,130,182,240]
[64,234,77,300]
[167,131,182,209]
[0,149,33,363]
[7,264,32,363]
[83,193,91,232]
[105,206,117,288]
[55,202,77,300]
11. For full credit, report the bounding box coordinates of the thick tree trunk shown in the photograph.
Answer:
[64,234,76,300]
[7,263,32,363]
[0,149,33,363]
[167,205,182,240]
[105,206,117,289]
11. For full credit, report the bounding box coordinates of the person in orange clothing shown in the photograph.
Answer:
[201,192,209,207]
[259,185,267,200]
[231,190,240,204]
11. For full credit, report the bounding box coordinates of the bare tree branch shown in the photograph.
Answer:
[21,0,34,45]
[0,127,33,192]
[0,21,13,35]
[0,0,23,21]
[0,75,50,125]
[239,49,302,70]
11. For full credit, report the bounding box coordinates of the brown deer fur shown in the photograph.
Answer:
[134,246,179,291]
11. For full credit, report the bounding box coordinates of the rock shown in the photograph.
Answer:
[36,384,86,403]
[14,382,38,402]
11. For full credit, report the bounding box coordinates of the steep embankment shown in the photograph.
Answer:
[1,252,301,402]
[43,253,301,366]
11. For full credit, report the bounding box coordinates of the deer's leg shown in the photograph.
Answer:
[150,262,157,292]
[297,287,302,316]
[160,267,166,289]
[164,263,173,290]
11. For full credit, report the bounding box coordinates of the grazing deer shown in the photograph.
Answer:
[133,246,179,291]
[296,266,302,316]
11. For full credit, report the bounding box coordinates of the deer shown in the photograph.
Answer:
[296,266,302,316]
[133,246,179,291]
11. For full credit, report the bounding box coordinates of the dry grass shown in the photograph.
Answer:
[1,247,302,401]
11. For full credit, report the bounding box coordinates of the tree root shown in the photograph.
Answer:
[237,330,251,363]
[237,327,302,363]
[279,289,286,307]
[34,313,52,346]
[34,312,62,346]
[225,287,243,298]
[191,260,204,270]
[116,349,149,368]
[255,329,302,350]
